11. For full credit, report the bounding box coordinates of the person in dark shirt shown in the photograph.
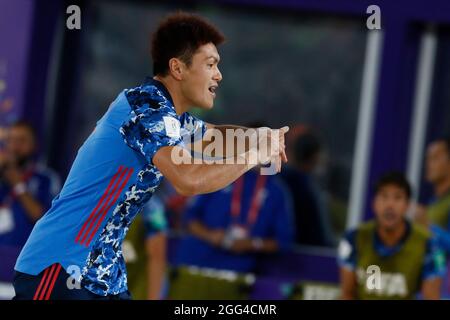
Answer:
[281,129,334,246]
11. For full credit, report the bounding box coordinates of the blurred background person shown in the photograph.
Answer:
[281,128,335,247]
[169,167,294,299]
[0,120,60,249]
[124,195,168,300]
[338,172,445,300]
[414,137,450,255]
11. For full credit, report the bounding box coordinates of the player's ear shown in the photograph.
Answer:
[168,58,184,81]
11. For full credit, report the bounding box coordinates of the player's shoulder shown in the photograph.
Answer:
[355,220,376,233]
[410,221,432,241]
[124,77,174,113]
[179,111,197,126]
[342,227,358,244]
[338,228,358,264]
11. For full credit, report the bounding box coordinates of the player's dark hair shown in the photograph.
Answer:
[10,120,37,139]
[151,11,225,76]
[433,135,450,157]
[374,171,412,199]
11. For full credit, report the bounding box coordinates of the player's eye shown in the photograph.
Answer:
[207,64,214,68]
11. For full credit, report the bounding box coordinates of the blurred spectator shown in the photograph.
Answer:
[338,172,445,300]
[157,179,189,234]
[280,129,335,247]
[0,121,60,248]
[415,137,450,254]
[124,195,168,300]
[170,168,294,299]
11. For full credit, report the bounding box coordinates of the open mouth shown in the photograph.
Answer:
[208,85,218,97]
[382,210,396,221]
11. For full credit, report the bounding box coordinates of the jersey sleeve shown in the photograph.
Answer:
[421,236,446,280]
[430,224,450,254]
[337,229,358,271]
[142,196,168,239]
[180,112,208,142]
[120,86,183,164]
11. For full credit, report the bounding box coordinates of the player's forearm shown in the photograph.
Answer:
[204,124,251,158]
[145,235,167,300]
[254,239,278,253]
[188,221,209,241]
[239,238,278,253]
[147,258,166,300]
[154,146,264,197]
[175,154,256,196]
[188,221,215,244]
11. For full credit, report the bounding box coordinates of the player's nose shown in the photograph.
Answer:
[214,67,223,83]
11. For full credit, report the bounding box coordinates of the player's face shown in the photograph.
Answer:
[425,141,450,185]
[373,185,409,231]
[6,126,36,164]
[181,42,222,110]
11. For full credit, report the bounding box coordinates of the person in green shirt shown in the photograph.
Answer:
[415,137,450,253]
[338,172,445,300]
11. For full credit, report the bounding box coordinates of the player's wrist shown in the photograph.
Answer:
[251,237,264,251]
[12,182,27,197]
[236,151,258,171]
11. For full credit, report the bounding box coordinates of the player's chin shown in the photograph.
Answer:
[380,219,400,230]
[198,100,214,110]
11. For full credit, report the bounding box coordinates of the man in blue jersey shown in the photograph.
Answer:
[169,168,294,299]
[0,121,60,248]
[12,12,289,300]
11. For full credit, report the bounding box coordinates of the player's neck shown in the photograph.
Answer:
[434,177,450,198]
[153,76,190,115]
[377,220,406,247]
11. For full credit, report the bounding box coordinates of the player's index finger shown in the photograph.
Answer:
[279,126,289,134]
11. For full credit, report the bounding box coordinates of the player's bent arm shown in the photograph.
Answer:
[421,277,441,300]
[245,238,278,253]
[188,221,224,246]
[203,123,288,162]
[153,145,256,196]
[255,239,278,253]
[339,267,357,300]
[205,122,243,131]
[202,123,250,159]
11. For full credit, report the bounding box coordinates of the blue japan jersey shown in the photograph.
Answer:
[15,78,206,296]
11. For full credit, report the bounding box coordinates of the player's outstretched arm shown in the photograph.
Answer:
[153,145,257,196]
[202,124,289,163]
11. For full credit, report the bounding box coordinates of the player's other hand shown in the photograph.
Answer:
[254,126,289,168]
[229,238,252,254]
[267,126,289,173]
[207,229,226,247]
[278,126,289,163]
